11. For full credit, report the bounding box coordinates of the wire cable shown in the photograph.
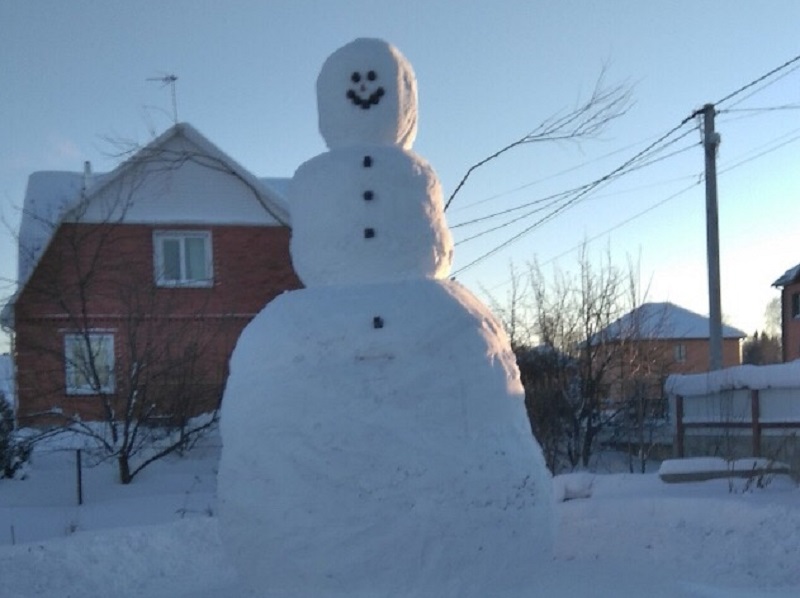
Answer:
[452,52,800,278]
[452,116,697,274]
[714,53,800,107]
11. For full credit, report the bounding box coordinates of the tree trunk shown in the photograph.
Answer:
[581,421,595,468]
[118,454,132,485]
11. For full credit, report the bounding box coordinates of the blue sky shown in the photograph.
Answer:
[2,1,799,351]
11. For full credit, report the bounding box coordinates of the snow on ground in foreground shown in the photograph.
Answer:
[1,440,798,597]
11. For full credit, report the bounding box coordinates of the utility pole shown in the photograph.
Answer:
[702,103,723,370]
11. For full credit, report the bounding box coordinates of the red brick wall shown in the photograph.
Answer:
[781,281,800,362]
[668,338,742,373]
[599,337,742,406]
[13,222,301,424]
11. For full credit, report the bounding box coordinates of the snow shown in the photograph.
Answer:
[6,35,799,597]
[218,37,553,596]
[666,360,800,396]
[659,457,790,480]
[17,171,85,286]
[288,145,453,285]
[600,302,746,341]
[1,444,799,597]
[218,280,553,597]
[317,38,418,150]
[77,125,288,227]
[773,262,800,287]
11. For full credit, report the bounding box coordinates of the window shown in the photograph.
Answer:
[792,293,800,319]
[153,231,212,287]
[673,343,687,363]
[65,333,115,394]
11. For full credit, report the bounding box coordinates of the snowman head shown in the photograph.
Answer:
[317,38,418,150]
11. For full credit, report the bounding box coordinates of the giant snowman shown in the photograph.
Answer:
[219,38,553,597]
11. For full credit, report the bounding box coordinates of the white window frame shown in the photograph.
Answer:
[153,230,213,287]
[673,343,687,363]
[65,332,115,395]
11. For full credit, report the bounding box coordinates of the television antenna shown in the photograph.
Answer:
[146,74,179,124]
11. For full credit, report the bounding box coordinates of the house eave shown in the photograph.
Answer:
[772,263,800,287]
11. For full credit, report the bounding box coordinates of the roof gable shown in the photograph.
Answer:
[598,302,746,342]
[773,263,800,287]
[76,132,288,227]
[5,123,292,330]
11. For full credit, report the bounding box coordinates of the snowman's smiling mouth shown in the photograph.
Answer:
[346,70,385,110]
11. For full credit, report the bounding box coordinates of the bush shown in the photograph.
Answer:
[0,395,31,479]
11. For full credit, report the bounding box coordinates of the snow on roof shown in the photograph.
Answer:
[773,262,800,287]
[259,177,290,203]
[666,360,800,396]
[598,302,746,341]
[74,123,290,227]
[19,170,83,285]
[4,123,292,329]
[15,170,115,286]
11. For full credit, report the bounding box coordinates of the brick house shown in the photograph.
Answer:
[0,123,301,426]
[773,263,800,362]
[595,302,745,412]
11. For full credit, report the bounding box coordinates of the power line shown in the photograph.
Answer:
[453,130,697,228]
[718,128,800,176]
[451,135,662,213]
[451,138,698,233]
[720,104,800,113]
[714,53,800,107]
[480,125,800,294]
[452,116,697,274]
[452,52,800,277]
[534,181,702,272]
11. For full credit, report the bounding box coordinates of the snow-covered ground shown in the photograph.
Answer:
[0,437,797,597]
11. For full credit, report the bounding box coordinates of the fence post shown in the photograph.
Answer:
[76,449,83,506]
[675,395,685,458]
[751,389,761,458]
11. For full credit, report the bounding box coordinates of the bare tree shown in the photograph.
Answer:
[497,244,673,473]
[445,71,633,211]
[5,131,272,483]
[764,297,782,340]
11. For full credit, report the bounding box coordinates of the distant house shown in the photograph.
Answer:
[772,263,800,362]
[0,123,301,426]
[599,302,746,373]
[594,302,746,410]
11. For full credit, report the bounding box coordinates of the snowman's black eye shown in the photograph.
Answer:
[367,70,377,81]
[351,72,361,83]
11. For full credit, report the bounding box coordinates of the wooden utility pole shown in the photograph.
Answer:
[702,103,723,370]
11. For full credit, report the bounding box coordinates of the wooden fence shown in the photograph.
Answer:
[672,388,800,459]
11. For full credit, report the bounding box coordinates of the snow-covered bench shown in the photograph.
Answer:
[658,457,790,483]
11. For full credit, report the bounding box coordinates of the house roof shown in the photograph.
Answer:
[1,123,293,331]
[66,122,290,226]
[597,302,746,342]
[773,263,800,287]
